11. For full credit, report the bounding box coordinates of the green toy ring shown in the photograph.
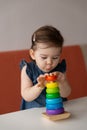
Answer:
[46,87,59,93]
[46,93,60,99]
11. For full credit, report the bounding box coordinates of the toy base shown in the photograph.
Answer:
[42,111,71,121]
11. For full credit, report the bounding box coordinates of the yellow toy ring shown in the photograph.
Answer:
[46,82,59,88]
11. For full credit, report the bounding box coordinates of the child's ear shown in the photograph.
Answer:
[29,49,35,60]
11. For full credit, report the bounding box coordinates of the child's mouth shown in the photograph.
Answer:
[46,67,52,71]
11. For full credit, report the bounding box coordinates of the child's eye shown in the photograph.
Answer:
[52,57,59,59]
[41,57,47,59]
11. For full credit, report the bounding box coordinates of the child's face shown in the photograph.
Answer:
[30,43,62,72]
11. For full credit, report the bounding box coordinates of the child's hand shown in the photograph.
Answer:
[57,72,66,84]
[45,72,66,84]
[37,75,46,89]
[45,72,71,97]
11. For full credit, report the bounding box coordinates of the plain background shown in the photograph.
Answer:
[0,0,87,51]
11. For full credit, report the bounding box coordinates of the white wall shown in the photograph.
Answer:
[0,0,87,51]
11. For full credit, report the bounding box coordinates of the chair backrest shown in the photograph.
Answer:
[0,49,30,114]
[61,45,87,99]
[0,45,87,114]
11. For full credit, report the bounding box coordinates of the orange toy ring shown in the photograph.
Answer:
[45,75,57,81]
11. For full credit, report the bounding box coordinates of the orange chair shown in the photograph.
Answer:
[61,45,87,99]
[0,45,87,114]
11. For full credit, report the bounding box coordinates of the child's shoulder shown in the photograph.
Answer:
[20,60,35,70]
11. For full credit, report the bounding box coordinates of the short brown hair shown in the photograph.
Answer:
[31,25,64,49]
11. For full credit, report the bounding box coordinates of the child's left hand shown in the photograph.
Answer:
[57,72,66,84]
[48,72,66,84]
[47,72,71,97]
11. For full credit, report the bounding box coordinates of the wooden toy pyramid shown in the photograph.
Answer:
[42,74,71,121]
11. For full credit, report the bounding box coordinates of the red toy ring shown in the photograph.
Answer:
[45,75,57,81]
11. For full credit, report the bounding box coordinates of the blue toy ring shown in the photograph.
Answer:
[46,102,63,110]
[46,98,62,104]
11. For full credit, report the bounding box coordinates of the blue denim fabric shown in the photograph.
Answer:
[20,59,67,110]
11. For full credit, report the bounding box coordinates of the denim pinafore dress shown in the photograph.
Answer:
[20,59,67,110]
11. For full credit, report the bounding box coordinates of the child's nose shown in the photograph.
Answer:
[47,58,53,65]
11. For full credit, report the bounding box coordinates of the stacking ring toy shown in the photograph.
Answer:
[46,102,63,110]
[46,98,62,104]
[46,93,60,99]
[46,108,64,115]
[45,75,57,81]
[46,87,59,93]
[46,82,59,88]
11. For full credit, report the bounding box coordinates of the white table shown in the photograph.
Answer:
[0,96,87,130]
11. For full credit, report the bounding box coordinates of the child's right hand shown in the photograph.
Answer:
[37,74,46,89]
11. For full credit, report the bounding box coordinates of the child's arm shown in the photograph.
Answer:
[21,66,45,102]
[59,77,71,98]
[53,72,71,97]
